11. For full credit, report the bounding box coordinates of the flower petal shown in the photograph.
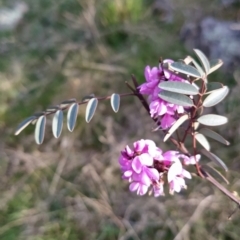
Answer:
[139,153,153,166]
[132,156,142,174]
[168,161,182,182]
[123,170,133,178]
[138,184,148,195]
[161,114,176,129]
[182,169,192,179]
[129,182,139,192]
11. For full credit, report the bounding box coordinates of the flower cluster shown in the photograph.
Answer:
[138,60,187,129]
[119,139,200,196]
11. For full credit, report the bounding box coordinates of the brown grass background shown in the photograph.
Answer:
[1,0,240,239]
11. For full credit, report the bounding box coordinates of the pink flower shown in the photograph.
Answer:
[152,181,165,197]
[119,140,201,197]
[180,154,201,165]
[167,158,192,194]
[138,61,187,129]
[119,139,162,196]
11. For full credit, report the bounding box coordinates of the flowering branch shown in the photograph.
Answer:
[14,49,240,214]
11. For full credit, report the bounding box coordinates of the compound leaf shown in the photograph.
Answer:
[209,59,223,74]
[164,114,189,142]
[85,98,98,123]
[205,82,223,94]
[15,116,37,135]
[60,98,76,109]
[159,81,199,95]
[195,132,210,151]
[199,128,230,145]
[82,94,95,102]
[159,90,193,107]
[35,115,46,145]
[197,114,228,126]
[201,149,228,171]
[203,86,229,107]
[110,93,120,112]
[67,103,79,132]
[52,110,63,138]
[193,49,210,74]
[170,62,201,78]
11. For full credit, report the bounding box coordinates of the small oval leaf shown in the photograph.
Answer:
[31,119,38,125]
[46,105,60,113]
[60,98,76,109]
[193,49,210,74]
[197,114,228,126]
[170,62,201,78]
[159,81,199,95]
[199,128,230,145]
[159,90,193,107]
[110,93,120,113]
[85,98,98,123]
[201,165,229,184]
[52,110,63,138]
[190,58,205,78]
[205,82,223,94]
[203,86,229,107]
[67,103,79,132]
[164,114,189,142]
[15,116,37,135]
[200,149,228,171]
[33,112,45,117]
[195,133,210,151]
[82,94,95,102]
[34,115,46,145]
[209,59,223,74]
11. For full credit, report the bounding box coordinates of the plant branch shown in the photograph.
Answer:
[200,166,240,208]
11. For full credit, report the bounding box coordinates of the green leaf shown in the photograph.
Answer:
[15,116,37,135]
[31,119,38,125]
[195,133,210,151]
[197,114,228,126]
[159,90,193,107]
[159,81,199,95]
[60,98,76,108]
[52,110,63,138]
[170,62,201,78]
[209,59,223,74]
[85,98,98,123]
[190,58,205,78]
[46,106,60,113]
[110,93,120,113]
[164,114,189,142]
[67,103,79,132]
[33,112,46,117]
[201,165,229,184]
[199,128,230,145]
[34,115,46,145]
[200,149,228,171]
[82,94,95,102]
[205,82,223,94]
[203,86,229,107]
[193,49,210,74]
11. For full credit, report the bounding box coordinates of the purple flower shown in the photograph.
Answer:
[138,60,188,129]
[167,158,192,194]
[119,140,201,197]
[180,154,201,165]
[152,181,165,197]
[119,139,162,196]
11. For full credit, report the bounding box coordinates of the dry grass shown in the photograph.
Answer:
[1,0,240,239]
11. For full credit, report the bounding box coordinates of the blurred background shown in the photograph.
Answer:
[1,0,240,239]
